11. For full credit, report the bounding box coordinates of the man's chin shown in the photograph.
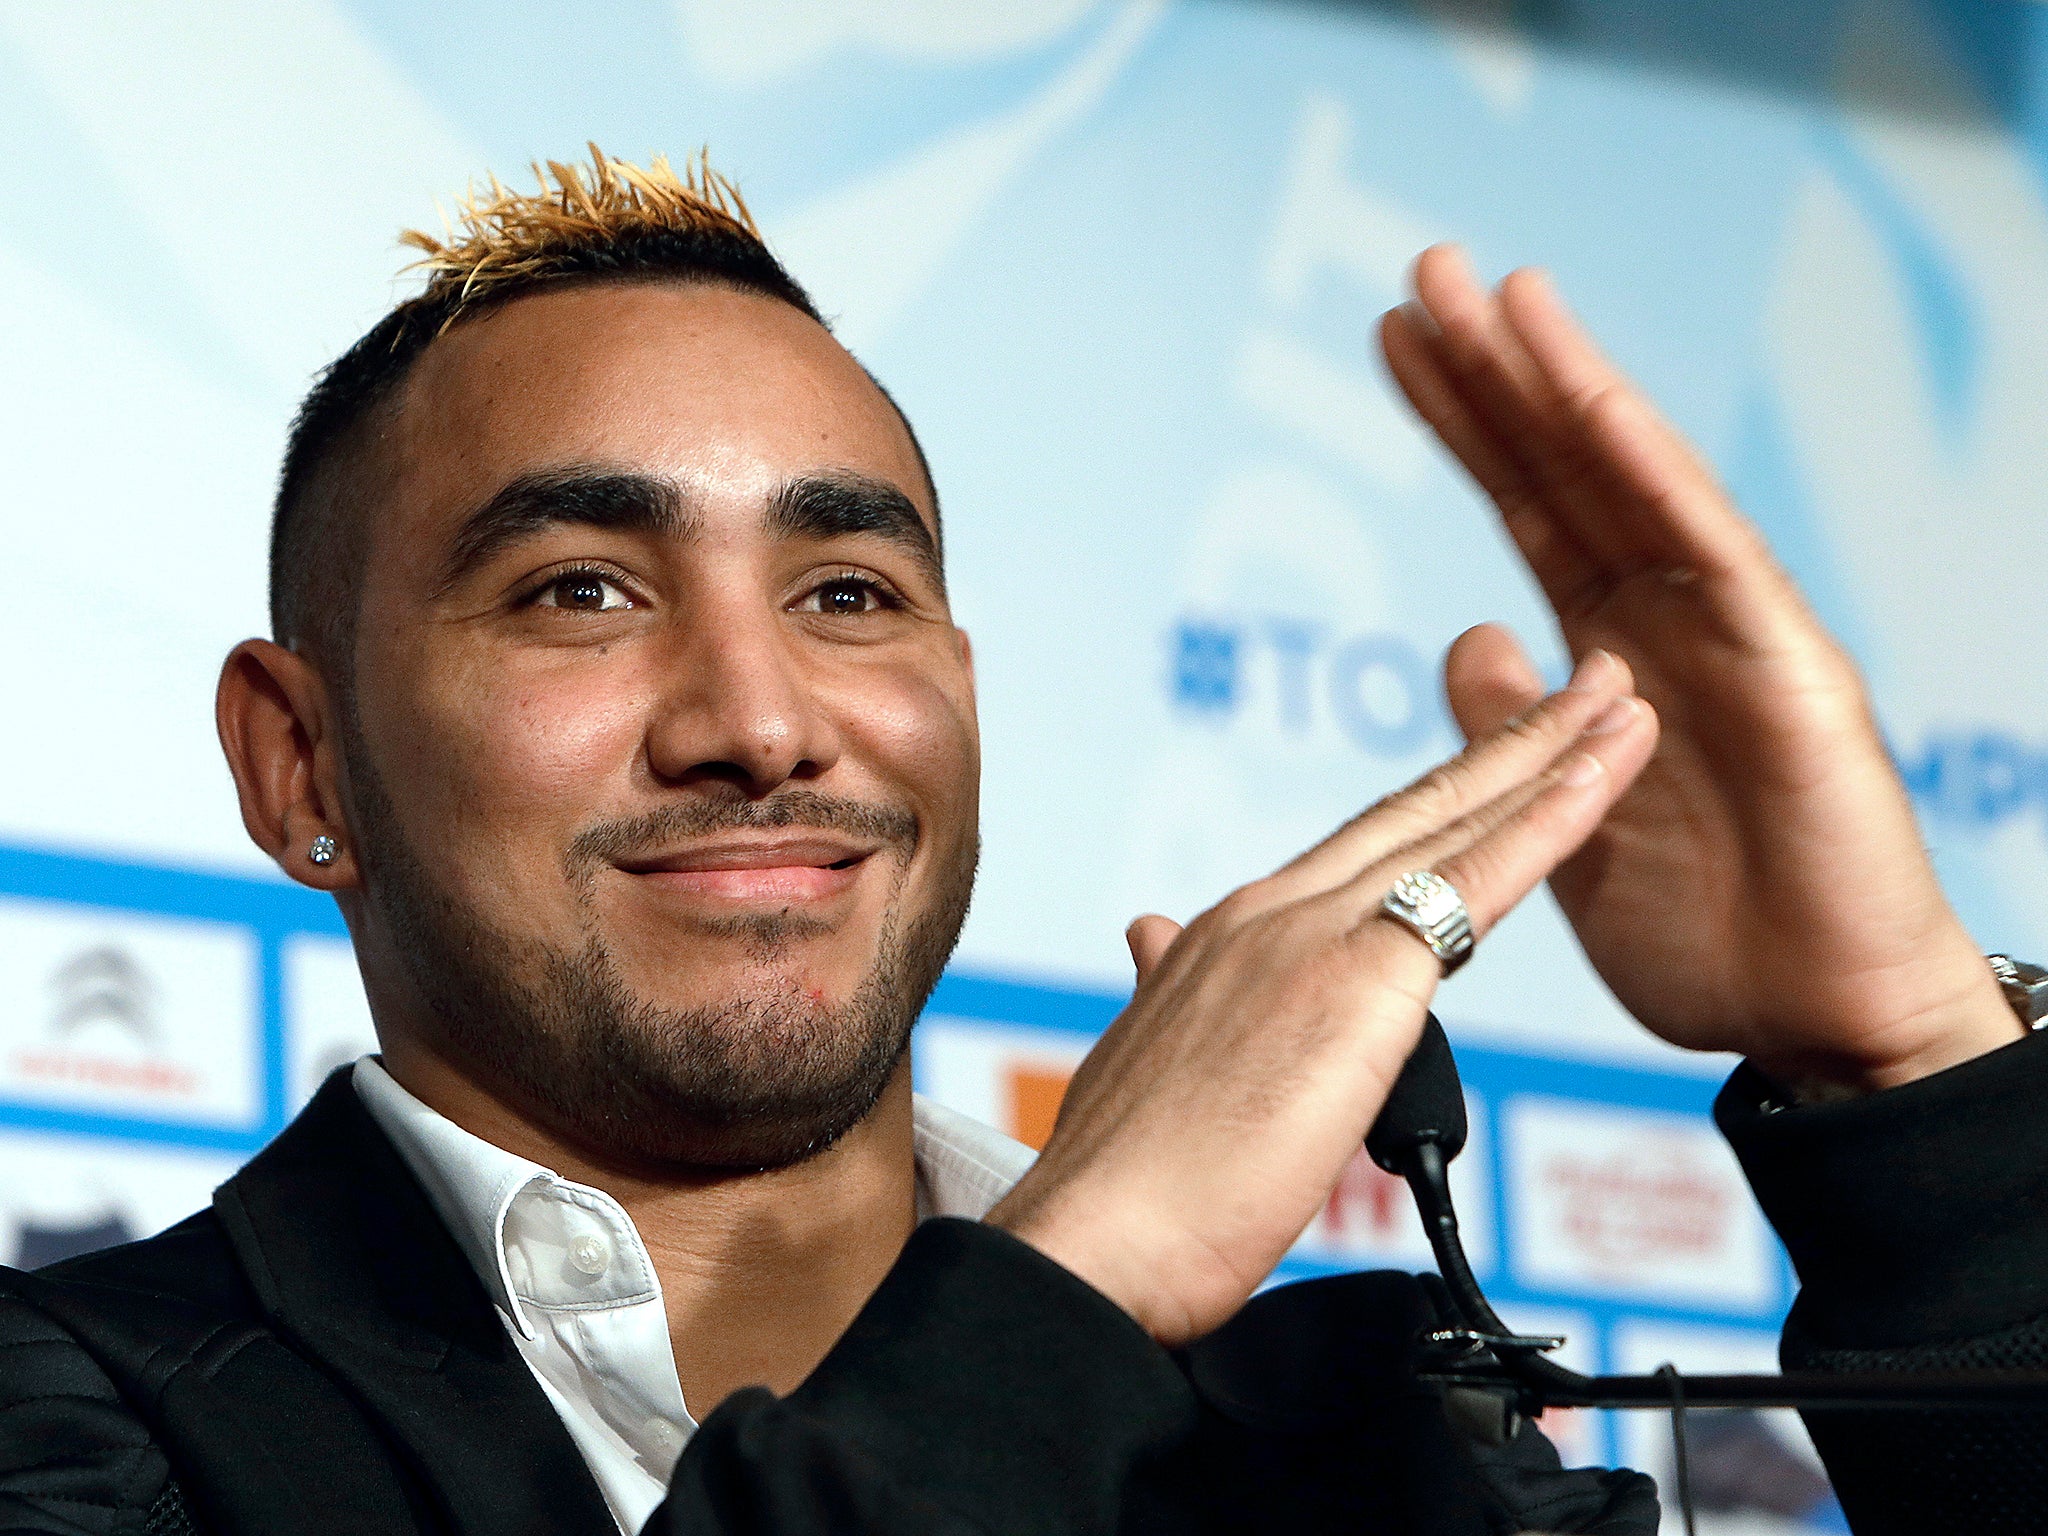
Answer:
[599,945,874,1024]
[513,1005,913,1173]
[546,1077,904,1174]
[428,919,921,1173]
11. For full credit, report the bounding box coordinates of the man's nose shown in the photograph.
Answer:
[642,601,844,794]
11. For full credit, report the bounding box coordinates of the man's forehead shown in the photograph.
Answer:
[382,281,935,537]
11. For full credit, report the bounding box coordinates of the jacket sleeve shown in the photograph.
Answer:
[0,1281,185,1536]
[1717,1029,2048,1536]
[646,1218,1199,1536]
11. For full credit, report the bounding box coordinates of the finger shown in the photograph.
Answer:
[1411,247,1649,575]
[1495,267,1640,421]
[1410,244,1558,434]
[1125,914,1183,984]
[1472,267,1822,656]
[1259,647,1633,903]
[1380,301,1536,507]
[1340,691,1661,944]
[1581,387,1790,594]
[1500,268,1759,578]
[1362,687,1652,908]
[1443,623,1546,743]
[1380,303,1603,613]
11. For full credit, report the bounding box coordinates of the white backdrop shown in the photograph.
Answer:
[4,3,2047,1525]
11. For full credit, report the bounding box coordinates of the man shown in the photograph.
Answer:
[0,148,2031,1534]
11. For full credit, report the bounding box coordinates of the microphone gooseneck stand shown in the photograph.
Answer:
[1366,1015,2048,1416]
[1368,1014,2048,1535]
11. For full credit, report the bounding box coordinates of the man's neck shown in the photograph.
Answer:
[376,1038,920,1417]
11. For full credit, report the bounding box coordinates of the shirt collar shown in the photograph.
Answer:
[912,1092,1038,1218]
[352,1056,550,1334]
[351,1057,1038,1334]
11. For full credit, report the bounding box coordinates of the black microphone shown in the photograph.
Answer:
[1364,1009,1467,1171]
[1366,1014,2048,1414]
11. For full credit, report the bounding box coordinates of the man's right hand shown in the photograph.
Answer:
[983,653,1658,1346]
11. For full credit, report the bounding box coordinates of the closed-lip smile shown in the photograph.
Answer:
[615,835,879,903]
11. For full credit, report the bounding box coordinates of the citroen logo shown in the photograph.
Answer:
[48,946,158,1046]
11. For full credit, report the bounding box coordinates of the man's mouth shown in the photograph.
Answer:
[614,835,879,904]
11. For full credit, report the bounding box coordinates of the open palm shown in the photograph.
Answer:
[1381,246,2015,1092]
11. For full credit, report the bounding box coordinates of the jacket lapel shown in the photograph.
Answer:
[213,1072,618,1536]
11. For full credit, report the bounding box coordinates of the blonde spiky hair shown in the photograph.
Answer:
[398,143,769,328]
[272,143,832,658]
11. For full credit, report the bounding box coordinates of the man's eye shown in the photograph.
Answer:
[804,578,887,615]
[535,572,633,611]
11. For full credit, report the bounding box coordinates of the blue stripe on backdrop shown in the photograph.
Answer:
[0,841,341,1147]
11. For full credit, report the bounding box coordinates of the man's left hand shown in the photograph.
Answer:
[1380,244,2020,1095]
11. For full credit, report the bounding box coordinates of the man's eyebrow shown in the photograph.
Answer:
[767,474,945,591]
[433,467,687,594]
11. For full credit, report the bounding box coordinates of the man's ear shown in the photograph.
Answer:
[216,639,361,890]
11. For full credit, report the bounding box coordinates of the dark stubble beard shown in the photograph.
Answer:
[342,726,977,1171]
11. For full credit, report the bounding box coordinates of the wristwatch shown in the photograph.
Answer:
[1987,954,2048,1029]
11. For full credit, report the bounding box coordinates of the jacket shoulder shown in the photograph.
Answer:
[0,1265,180,1534]
[15,1208,265,1396]
[0,1120,445,1536]
[35,1209,256,1321]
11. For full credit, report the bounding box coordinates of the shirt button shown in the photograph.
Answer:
[645,1417,683,1451]
[568,1233,612,1277]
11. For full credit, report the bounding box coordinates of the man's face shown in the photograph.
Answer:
[338,281,979,1168]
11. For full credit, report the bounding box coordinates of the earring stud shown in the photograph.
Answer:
[308,835,338,867]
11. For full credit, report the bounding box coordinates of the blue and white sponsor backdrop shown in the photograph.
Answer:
[6,1,2048,1526]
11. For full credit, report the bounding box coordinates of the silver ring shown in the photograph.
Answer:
[1378,870,1474,976]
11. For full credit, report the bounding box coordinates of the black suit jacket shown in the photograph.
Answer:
[0,1072,1653,1536]
[1719,1028,2048,1536]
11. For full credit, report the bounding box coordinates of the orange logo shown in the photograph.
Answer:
[1002,1062,1073,1151]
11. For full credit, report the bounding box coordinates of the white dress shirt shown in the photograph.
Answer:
[352,1057,1037,1534]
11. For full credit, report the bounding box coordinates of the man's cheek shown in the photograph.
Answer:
[425,668,652,838]
[831,663,978,794]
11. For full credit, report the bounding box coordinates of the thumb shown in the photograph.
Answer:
[1444,622,1546,743]
[1125,914,1184,983]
